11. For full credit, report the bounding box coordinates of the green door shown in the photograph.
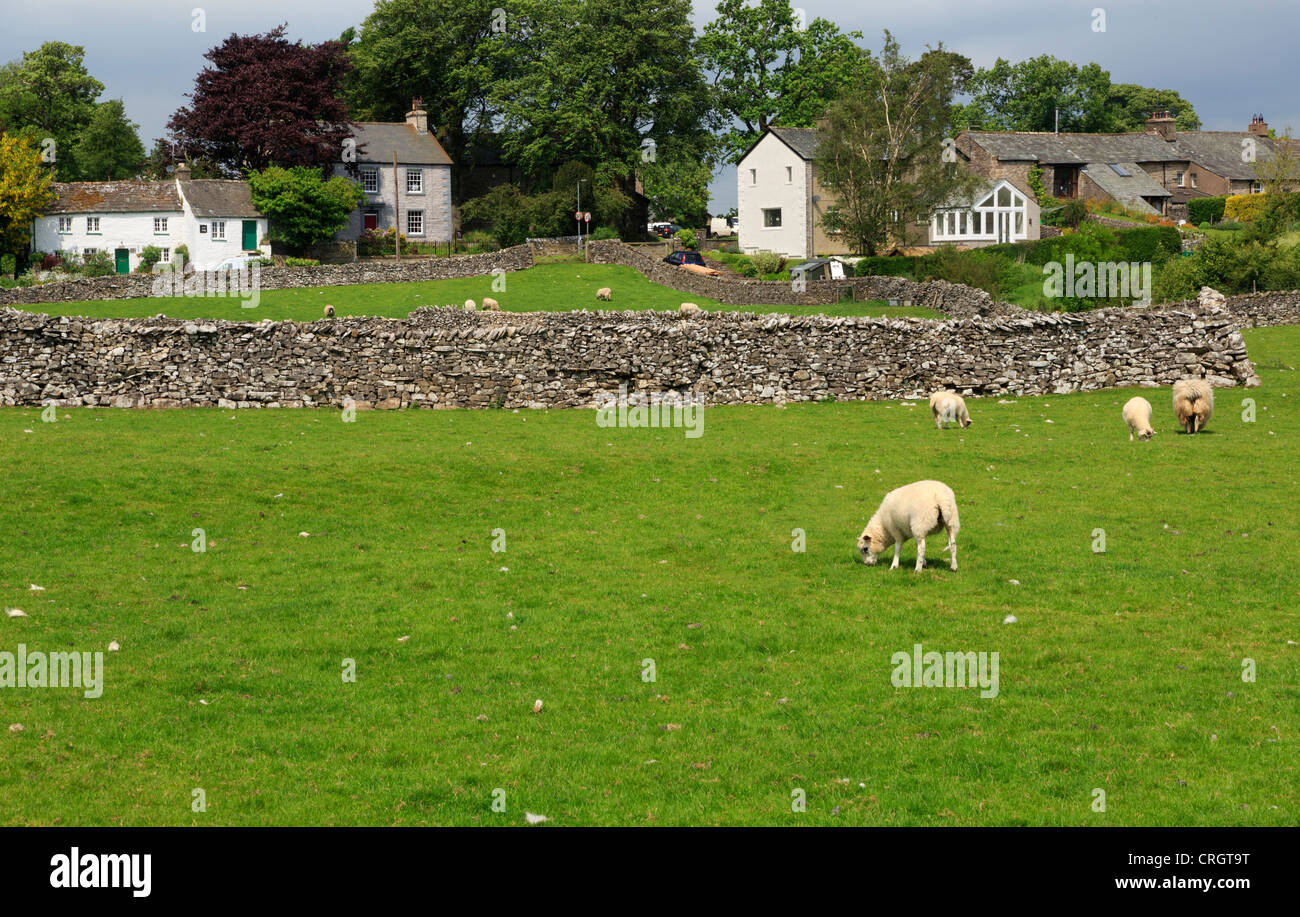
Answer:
[242,220,257,251]
[114,249,130,274]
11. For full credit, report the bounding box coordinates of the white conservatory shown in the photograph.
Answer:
[929,179,1041,246]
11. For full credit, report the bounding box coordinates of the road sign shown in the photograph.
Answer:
[584,212,591,222]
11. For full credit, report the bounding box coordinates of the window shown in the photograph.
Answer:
[996,187,1011,206]
[361,168,379,193]
[1190,173,1198,189]
[1176,170,1185,187]
[750,169,757,184]
[1108,163,1131,177]
[1015,212,1024,235]
[958,212,967,235]
[762,208,782,228]
[84,247,97,256]
[87,217,100,233]
[160,248,170,263]
[406,169,423,193]
[58,217,72,233]
[785,166,793,183]
[407,210,424,235]
[154,217,168,233]
[933,216,943,238]
[947,212,956,235]
[1252,181,1263,194]
[211,221,226,240]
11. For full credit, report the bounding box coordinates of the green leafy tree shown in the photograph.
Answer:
[0,132,56,259]
[247,166,366,249]
[641,139,714,226]
[1105,83,1200,132]
[460,183,542,247]
[816,33,979,255]
[0,42,104,181]
[73,100,145,180]
[699,0,871,163]
[953,56,1115,133]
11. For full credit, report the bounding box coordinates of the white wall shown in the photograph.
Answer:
[34,211,186,272]
[179,192,269,270]
[737,134,809,259]
[332,163,453,243]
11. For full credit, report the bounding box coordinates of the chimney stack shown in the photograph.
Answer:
[1249,114,1269,136]
[174,161,192,181]
[406,97,428,134]
[1145,110,1176,142]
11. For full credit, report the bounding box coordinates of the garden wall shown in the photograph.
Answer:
[0,244,534,307]
[0,302,1258,411]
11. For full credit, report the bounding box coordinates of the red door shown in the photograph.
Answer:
[363,211,378,231]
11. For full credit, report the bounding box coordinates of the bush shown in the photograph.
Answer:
[0,254,15,277]
[173,244,190,268]
[135,246,163,273]
[1187,196,1227,225]
[1115,226,1181,262]
[590,225,619,241]
[1224,194,1267,223]
[40,252,62,271]
[750,250,783,274]
[855,256,916,278]
[1058,199,1089,229]
[1212,221,1244,232]
[674,228,697,250]
[283,257,320,267]
[82,251,115,277]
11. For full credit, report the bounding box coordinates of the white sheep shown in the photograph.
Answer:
[857,480,960,572]
[1122,396,1156,441]
[1172,379,1214,434]
[679,302,701,314]
[463,299,476,311]
[596,288,612,301]
[929,391,972,430]
[482,297,500,311]
[323,304,335,318]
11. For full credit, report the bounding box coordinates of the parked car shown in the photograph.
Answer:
[663,250,720,275]
[213,254,263,273]
[655,223,684,238]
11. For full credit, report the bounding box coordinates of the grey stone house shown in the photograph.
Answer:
[331,101,454,243]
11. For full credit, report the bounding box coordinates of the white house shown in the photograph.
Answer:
[32,163,269,272]
[331,101,454,243]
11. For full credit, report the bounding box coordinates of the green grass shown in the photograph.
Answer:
[1,328,1297,826]
[22,261,944,321]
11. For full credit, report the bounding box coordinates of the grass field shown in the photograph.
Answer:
[1,327,1296,826]
[25,260,944,321]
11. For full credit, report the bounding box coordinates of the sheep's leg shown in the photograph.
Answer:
[915,537,926,572]
[947,530,958,571]
[1129,429,1134,442]
[890,541,901,569]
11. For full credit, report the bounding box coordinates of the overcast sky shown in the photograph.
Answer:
[3,0,1296,211]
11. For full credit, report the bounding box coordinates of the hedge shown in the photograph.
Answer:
[1187,196,1226,225]
[1224,194,1268,223]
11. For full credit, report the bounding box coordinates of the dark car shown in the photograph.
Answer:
[655,223,684,238]
[663,250,706,267]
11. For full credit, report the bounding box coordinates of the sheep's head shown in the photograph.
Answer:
[961,417,972,429]
[1139,428,1154,441]
[857,521,883,565]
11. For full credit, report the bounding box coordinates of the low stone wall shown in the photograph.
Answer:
[0,302,1257,411]
[1171,289,1300,328]
[0,244,534,307]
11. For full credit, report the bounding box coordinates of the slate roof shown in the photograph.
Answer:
[348,121,454,166]
[1081,162,1171,212]
[180,180,261,218]
[964,130,1297,181]
[48,181,181,214]
[764,127,820,160]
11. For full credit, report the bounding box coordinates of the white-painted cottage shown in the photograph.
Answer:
[32,163,270,272]
[330,101,454,243]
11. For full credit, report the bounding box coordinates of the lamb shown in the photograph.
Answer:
[463,299,476,311]
[596,288,612,301]
[323,304,335,318]
[1122,396,1155,441]
[929,391,972,430]
[1172,379,1214,434]
[482,297,500,311]
[857,480,960,572]
[679,302,701,314]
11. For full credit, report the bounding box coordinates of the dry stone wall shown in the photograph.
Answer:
[0,303,1258,411]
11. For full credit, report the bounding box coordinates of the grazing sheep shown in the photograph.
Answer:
[463,299,477,311]
[596,287,612,301]
[1172,379,1214,434]
[929,391,972,430]
[323,304,335,318]
[857,480,960,572]
[1122,396,1156,441]
[679,302,701,314]
[482,297,500,311]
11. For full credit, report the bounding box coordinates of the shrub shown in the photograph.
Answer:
[40,252,62,271]
[1224,194,1267,223]
[1212,221,1244,232]
[1187,196,1227,225]
[1115,226,1182,262]
[916,246,1011,298]
[134,246,163,273]
[674,228,698,250]
[1198,221,1211,230]
[283,257,320,267]
[750,250,783,274]
[0,254,15,277]
[174,244,190,268]
[82,251,115,277]
[855,256,916,278]
[1058,199,1088,229]
[591,225,619,241]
